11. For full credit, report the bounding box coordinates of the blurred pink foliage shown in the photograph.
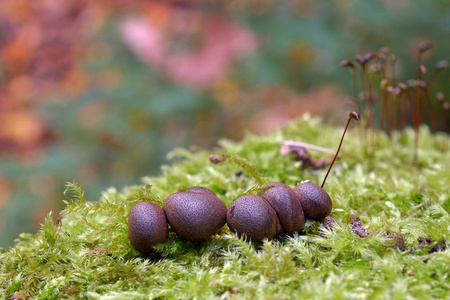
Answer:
[120,9,257,89]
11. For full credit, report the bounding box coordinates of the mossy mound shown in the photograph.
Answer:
[1,115,449,299]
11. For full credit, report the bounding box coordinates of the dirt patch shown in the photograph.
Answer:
[321,216,336,230]
[350,215,368,237]
[383,233,407,251]
[418,237,447,254]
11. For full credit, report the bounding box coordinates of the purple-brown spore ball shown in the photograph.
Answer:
[227,194,282,241]
[128,202,169,253]
[294,182,332,220]
[163,187,227,242]
[258,182,304,235]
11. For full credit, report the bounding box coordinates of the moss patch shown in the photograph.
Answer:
[1,115,449,299]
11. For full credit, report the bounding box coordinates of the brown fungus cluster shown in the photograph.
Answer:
[128,181,326,252]
[128,111,360,252]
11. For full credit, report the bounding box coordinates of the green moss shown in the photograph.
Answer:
[1,115,449,299]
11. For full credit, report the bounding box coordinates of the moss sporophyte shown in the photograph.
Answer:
[340,43,448,165]
[1,113,449,299]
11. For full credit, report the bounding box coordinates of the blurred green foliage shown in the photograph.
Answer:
[0,0,449,248]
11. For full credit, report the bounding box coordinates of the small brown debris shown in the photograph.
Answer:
[418,236,433,248]
[384,233,407,251]
[10,292,26,300]
[350,215,368,237]
[280,141,334,169]
[321,216,336,230]
[313,158,334,169]
[55,209,66,226]
[407,272,415,276]
[417,237,447,254]
[429,239,447,254]
[209,154,226,164]
[89,248,106,256]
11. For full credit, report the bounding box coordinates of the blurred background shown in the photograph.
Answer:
[0,0,449,248]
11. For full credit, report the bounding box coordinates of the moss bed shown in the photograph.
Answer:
[1,115,449,299]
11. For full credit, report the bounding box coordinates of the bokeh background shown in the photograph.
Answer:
[0,0,449,248]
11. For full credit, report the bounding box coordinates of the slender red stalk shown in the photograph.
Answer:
[340,60,358,111]
[364,53,374,131]
[402,85,420,165]
[391,55,397,85]
[411,42,430,164]
[420,82,437,132]
[380,81,388,132]
[352,68,359,111]
[442,102,449,133]
[355,55,367,121]
[321,111,360,188]
[395,89,402,130]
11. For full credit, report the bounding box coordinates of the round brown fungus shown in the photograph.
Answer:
[128,202,169,253]
[227,194,282,241]
[163,187,227,242]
